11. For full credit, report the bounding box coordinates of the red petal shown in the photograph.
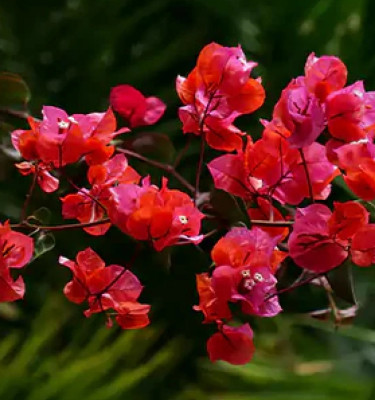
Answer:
[115,302,150,329]
[351,225,375,267]
[142,96,166,125]
[0,268,25,302]
[227,78,265,114]
[207,324,255,365]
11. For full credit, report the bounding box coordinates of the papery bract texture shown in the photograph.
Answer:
[177,42,265,151]
[0,222,34,302]
[110,84,166,128]
[60,247,150,328]
[207,323,255,365]
[109,177,204,250]
[288,204,347,272]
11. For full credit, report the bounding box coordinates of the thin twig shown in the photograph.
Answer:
[117,148,195,194]
[11,218,111,232]
[195,135,205,205]
[20,166,38,222]
[250,219,293,227]
[266,271,325,300]
[0,108,29,120]
[203,213,294,227]
[60,168,107,213]
[194,91,216,204]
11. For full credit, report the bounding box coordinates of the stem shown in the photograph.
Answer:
[194,90,216,205]
[0,108,29,120]
[117,148,195,194]
[299,148,314,202]
[204,213,294,227]
[320,277,341,327]
[11,218,111,232]
[250,219,293,227]
[20,166,38,222]
[194,135,205,205]
[266,271,325,300]
[60,168,107,213]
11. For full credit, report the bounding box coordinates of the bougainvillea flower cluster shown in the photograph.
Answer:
[194,227,286,364]
[12,106,129,192]
[176,42,265,151]
[208,123,339,206]
[61,154,140,236]
[60,248,150,329]
[109,177,204,251]
[288,201,375,271]
[6,42,375,366]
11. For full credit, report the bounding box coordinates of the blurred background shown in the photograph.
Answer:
[1,0,375,399]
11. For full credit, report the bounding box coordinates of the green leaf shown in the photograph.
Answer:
[33,231,55,259]
[123,131,175,163]
[26,207,52,225]
[326,261,356,304]
[0,72,31,112]
[209,189,248,226]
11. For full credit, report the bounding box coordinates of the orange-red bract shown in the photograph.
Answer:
[193,273,232,323]
[177,42,265,152]
[328,201,368,240]
[351,225,375,267]
[304,52,348,102]
[110,84,166,128]
[109,177,204,251]
[61,154,140,236]
[207,324,255,365]
[208,123,339,206]
[336,140,375,201]
[11,106,130,192]
[0,222,34,302]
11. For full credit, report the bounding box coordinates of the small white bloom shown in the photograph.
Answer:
[179,215,188,224]
[254,272,264,282]
[58,120,70,129]
[244,278,255,290]
[241,269,251,278]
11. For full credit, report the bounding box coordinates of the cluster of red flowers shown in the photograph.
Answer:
[289,201,375,272]
[8,80,204,330]
[60,248,150,329]
[4,42,375,366]
[195,227,286,364]
[0,222,33,302]
[61,154,140,236]
[12,107,129,192]
[176,43,265,151]
[109,177,204,251]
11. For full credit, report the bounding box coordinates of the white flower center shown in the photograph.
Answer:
[241,269,251,278]
[254,273,264,282]
[58,120,70,129]
[243,279,255,290]
[179,215,188,224]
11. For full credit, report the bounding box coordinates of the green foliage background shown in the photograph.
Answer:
[0,0,375,399]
